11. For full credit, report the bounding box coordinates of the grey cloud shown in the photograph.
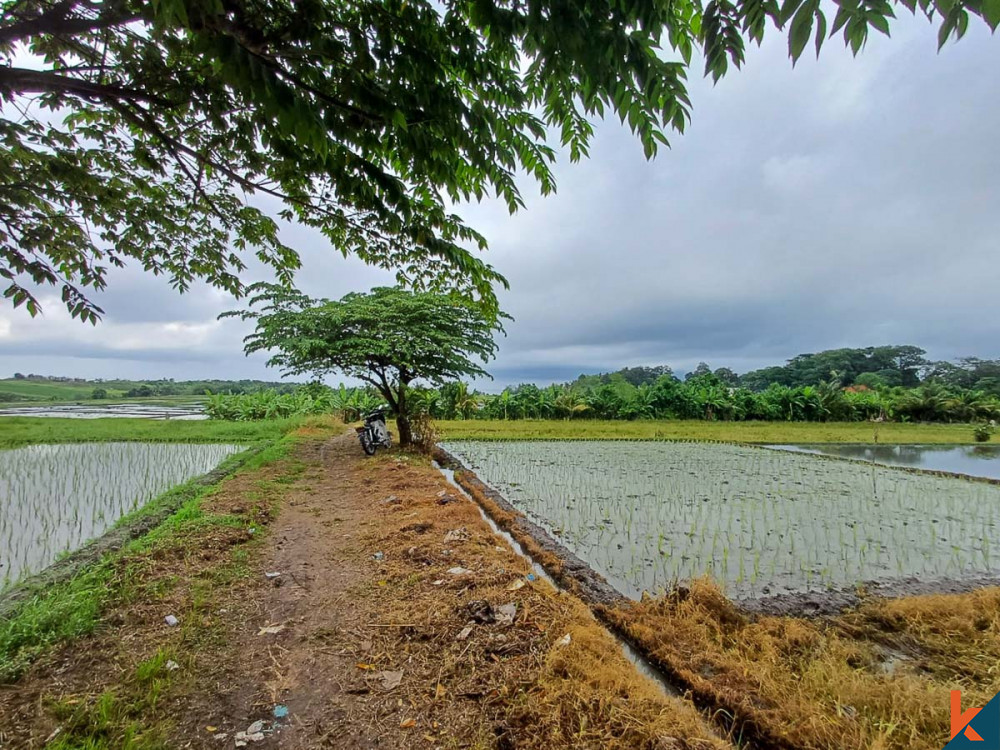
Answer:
[5,16,1000,386]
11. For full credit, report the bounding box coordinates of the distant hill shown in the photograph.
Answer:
[0,375,302,403]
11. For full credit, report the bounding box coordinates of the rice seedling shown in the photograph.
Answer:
[0,442,242,590]
[443,440,1000,600]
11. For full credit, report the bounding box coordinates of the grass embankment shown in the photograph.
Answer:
[0,416,294,450]
[602,581,1000,750]
[437,419,981,444]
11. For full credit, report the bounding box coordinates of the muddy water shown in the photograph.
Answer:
[442,440,1000,601]
[769,443,1000,480]
[0,442,242,589]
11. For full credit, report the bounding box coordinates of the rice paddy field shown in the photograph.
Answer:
[443,440,1000,600]
[0,442,243,590]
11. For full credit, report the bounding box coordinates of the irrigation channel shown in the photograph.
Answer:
[0,442,242,591]
[436,440,1000,748]
[435,444,796,747]
[432,460,681,699]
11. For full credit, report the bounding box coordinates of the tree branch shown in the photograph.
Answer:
[0,1,138,46]
[0,67,173,106]
[358,371,397,410]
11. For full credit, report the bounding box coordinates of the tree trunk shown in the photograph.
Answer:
[396,413,413,447]
[396,379,412,446]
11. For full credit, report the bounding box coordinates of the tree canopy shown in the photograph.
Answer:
[3,0,996,322]
[227,283,502,443]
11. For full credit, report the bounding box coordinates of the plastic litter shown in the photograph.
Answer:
[443,527,470,543]
[373,551,384,561]
[273,705,289,719]
[234,719,267,746]
[264,572,281,579]
[556,633,572,647]
[447,566,473,576]
[164,614,179,627]
[165,660,180,672]
[496,603,517,626]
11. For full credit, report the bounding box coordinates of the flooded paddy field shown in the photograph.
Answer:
[770,443,1000,480]
[0,402,206,420]
[0,442,242,589]
[443,440,1000,601]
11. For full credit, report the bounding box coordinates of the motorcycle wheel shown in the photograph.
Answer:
[385,433,393,449]
[361,432,377,456]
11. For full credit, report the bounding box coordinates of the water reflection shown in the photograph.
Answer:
[769,444,1000,480]
[0,403,206,420]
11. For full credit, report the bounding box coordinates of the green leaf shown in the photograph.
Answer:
[788,0,818,61]
[869,13,891,35]
[982,0,1000,28]
[815,9,828,55]
[938,13,957,46]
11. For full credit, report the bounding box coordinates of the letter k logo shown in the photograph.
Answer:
[953,691,985,741]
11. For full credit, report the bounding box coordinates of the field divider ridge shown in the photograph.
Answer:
[433,445,801,750]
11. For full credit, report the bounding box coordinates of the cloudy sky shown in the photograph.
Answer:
[2,16,999,390]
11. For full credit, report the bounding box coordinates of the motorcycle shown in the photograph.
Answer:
[356,408,393,455]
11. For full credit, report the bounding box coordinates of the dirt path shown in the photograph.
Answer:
[0,428,727,749]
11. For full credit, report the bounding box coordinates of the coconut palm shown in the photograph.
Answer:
[453,382,481,420]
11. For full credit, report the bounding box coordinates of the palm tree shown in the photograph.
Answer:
[410,389,440,417]
[453,382,481,420]
[895,383,951,422]
[553,389,590,419]
[946,390,997,422]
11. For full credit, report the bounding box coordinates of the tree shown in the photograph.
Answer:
[228,285,502,445]
[686,362,712,381]
[5,1,995,322]
[713,367,739,386]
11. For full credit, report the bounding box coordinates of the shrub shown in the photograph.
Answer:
[973,423,994,443]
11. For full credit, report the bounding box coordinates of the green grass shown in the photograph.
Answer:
[435,419,984,444]
[0,379,105,401]
[0,416,297,450]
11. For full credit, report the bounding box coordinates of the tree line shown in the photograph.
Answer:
[409,346,1000,424]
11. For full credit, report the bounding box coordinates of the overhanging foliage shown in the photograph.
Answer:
[2,0,994,322]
